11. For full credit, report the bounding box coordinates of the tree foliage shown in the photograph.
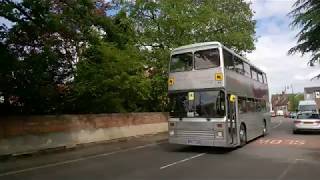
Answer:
[0,0,256,115]
[289,0,320,79]
[72,43,152,113]
[0,0,124,114]
[127,0,256,53]
[288,94,304,111]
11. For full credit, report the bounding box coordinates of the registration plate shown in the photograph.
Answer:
[187,139,201,145]
[303,122,313,124]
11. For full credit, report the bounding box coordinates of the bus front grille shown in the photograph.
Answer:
[175,130,215,138]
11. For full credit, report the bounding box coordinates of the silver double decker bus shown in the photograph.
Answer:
[168,42,270,147]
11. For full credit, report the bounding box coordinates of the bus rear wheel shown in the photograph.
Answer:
[239,124,247,147]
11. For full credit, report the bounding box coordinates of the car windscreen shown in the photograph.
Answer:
[298,105,317,111]
[170,52,193,72]
[169,90,226,118]
[297,113,320,119]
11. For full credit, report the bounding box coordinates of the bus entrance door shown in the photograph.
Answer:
[227,94,238,146]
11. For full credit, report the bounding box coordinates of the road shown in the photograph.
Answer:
[1,117,320,180]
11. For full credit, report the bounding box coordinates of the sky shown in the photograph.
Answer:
[245,0,320,94]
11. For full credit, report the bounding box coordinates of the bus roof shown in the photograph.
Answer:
[171,41,265,74]
[172,42,222,52]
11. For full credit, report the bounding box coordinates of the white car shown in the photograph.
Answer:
[293,112,320,133]
[276,110,284,116]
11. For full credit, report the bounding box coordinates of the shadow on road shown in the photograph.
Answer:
[159,143,235,154]
[294,131,320,135]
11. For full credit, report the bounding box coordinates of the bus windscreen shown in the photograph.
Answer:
[169,90,225,118]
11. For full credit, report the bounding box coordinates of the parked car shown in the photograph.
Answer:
[271,111,276,117]
[276,110,284,116]
[293,112,320,134]
[284,112,290,118]
[289,112,297,119]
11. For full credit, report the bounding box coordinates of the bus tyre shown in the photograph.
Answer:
[239,124,247,147]
[262,121,267,136]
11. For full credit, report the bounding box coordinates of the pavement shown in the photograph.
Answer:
[1,117,320,180]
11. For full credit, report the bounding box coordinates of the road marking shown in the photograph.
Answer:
[0,142,165,177]
[258,139,305,146]
[277,159,297,180]
[160,153,206,170]
[272,119,282,129]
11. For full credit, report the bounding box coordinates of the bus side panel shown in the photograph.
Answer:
[225,69,269,140]
[224,69,268,99]
[238,112,261,141]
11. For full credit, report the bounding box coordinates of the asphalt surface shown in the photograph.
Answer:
[1,117,320,180]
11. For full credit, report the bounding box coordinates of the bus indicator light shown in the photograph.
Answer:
[215,73,223,81]
[188,92,194,101]
[168,77,175,86]
[230,95,236,102]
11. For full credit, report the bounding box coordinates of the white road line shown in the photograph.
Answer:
[0,142,165,177]
[160,153,206,170]
[272,119,282,129]
[277,159,297,180]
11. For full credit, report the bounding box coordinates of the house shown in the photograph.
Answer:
[304,87,320,112]
[271,93,289,115]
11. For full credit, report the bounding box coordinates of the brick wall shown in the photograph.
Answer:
[0,112,168,140]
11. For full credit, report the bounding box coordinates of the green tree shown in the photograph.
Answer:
[127,0,255,52]
[0,0,257,114]
[68,9,154,113]
[72,43,152,113]
[289,0,320,79]
[288,94,304,111]
[124,0,256,110]
[0,0,120,114]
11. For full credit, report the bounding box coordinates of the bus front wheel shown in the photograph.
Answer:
[239,124,247,147]
[262,120,267,136]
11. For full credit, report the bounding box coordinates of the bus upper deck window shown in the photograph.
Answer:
[194,48,220,70]
[223,49,234,70]
[170,52,193,72]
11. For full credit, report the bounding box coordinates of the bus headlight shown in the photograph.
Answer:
[215,131,224,138]
[169,130,175,136]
